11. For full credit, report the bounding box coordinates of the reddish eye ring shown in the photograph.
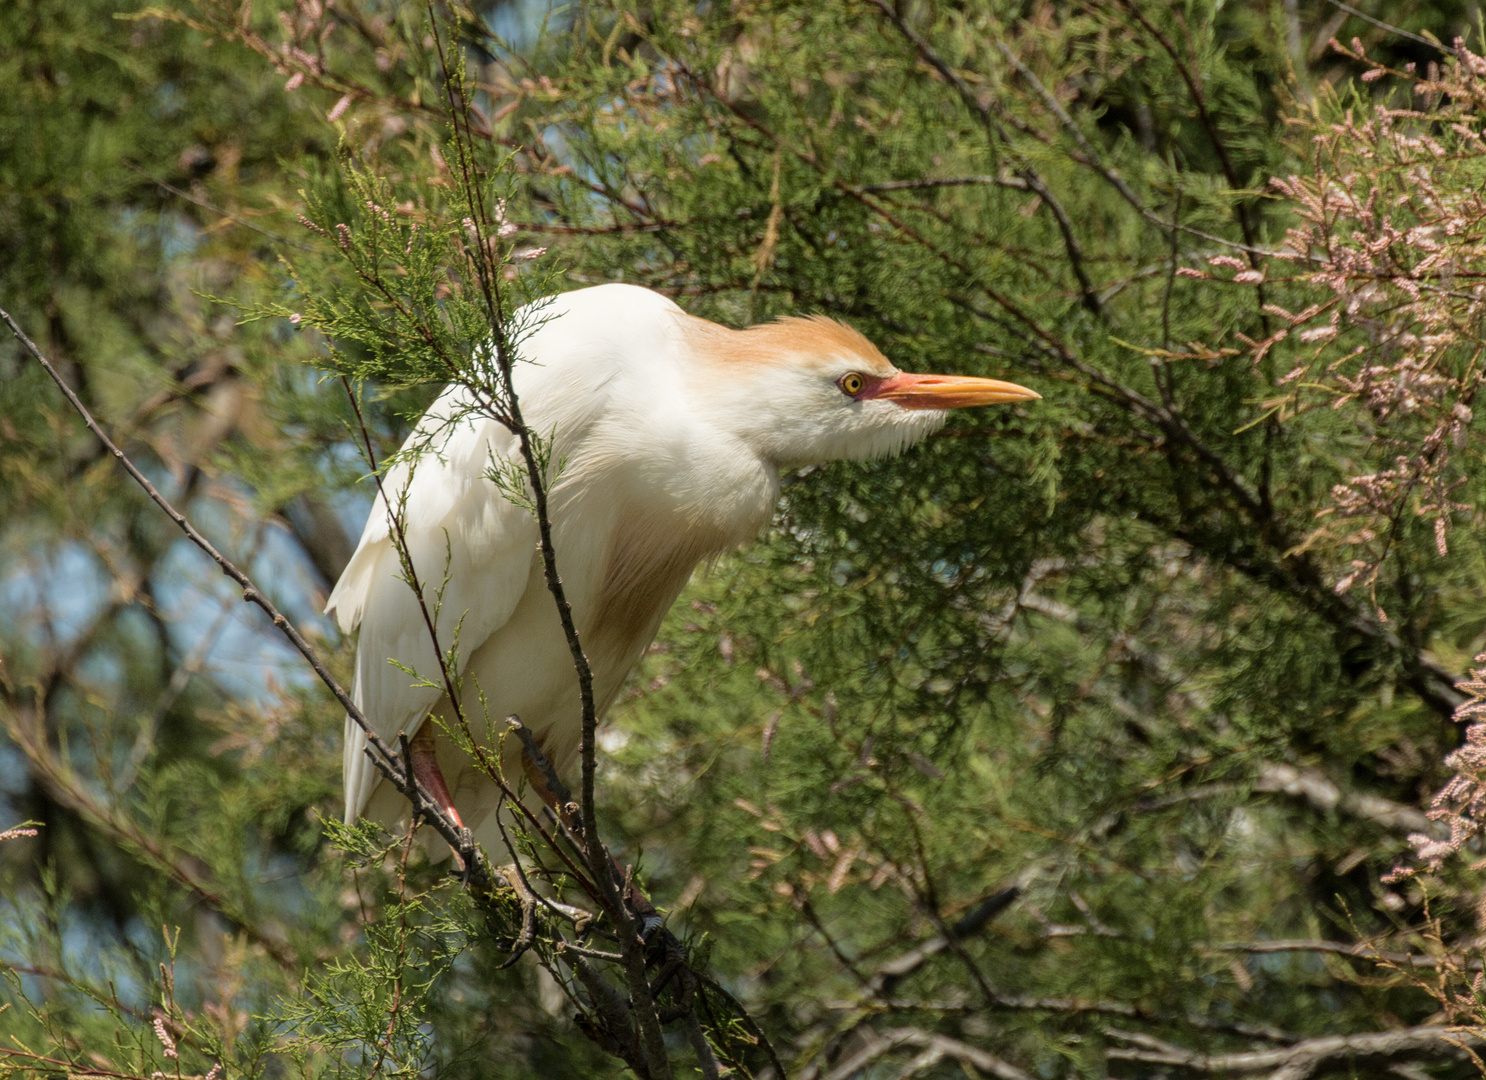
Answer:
[839,372,866,396]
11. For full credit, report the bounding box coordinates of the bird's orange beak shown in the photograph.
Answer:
[870,372,1041,410]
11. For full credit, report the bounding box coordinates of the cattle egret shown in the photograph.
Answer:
[326,283,1038,852]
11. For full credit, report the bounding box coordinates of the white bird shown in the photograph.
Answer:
[326,283,1038,853]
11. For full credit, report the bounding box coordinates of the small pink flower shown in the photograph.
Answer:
[327,93,352,122]
[284,71,305,92]
[289,313,302,325]
[153,1017,178,1060]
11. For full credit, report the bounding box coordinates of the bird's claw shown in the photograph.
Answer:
[441,826,475,879]
[638,912,665,941]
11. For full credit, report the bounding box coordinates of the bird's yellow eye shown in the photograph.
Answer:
[839,372,865,396]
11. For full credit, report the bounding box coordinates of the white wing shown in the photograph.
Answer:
[326,284,690,821]
[326,386,538,821]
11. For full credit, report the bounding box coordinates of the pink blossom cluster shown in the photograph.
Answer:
[273,0,334,90]
[1260,39,1486,596]
[1310,41,1486,880]
[1395,650,1486,877]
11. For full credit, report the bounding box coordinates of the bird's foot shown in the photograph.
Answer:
[448,827,478,877]
[638,911,665,941]
[612,855,665,940]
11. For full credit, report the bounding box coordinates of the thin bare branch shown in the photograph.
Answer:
[1211,939,1483,972]
[0,304,490,891]
[859,0,1104,316]
[1320,0,1449,52]
[824,1028,1034,1080]
[855,175,1029,193]
[1104,1023,1482,1079]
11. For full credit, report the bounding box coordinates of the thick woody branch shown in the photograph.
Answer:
[1255,762,1437,836]
[868,888,1021,998]
[804,879,1292,1070]
[1015,589,1442,836]
[823,1027,1034,1080]
[1104,1024,1482,1080]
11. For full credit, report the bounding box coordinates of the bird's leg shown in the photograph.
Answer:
[410,720,467,838]
[520,752,662,939]
[521,751,572,831]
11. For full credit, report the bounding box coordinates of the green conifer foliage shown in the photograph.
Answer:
[5,0,1486,1077]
